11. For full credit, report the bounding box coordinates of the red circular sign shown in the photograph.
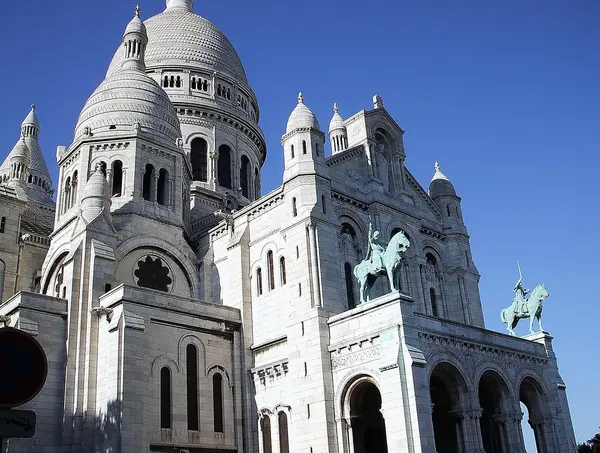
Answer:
[0,327,48,408]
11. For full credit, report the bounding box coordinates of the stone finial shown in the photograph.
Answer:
[373,95,384,109]
[431,161,450,182]
[298,92,304,104]
[135,5,141,17]
[333,103,339,114]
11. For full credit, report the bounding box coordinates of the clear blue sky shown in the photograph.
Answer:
[1,0,598,448]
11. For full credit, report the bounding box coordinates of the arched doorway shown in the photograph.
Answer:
[348,380,388,453]
[479,371,510,453]
[520,377,551,452]
[430,362,468,453]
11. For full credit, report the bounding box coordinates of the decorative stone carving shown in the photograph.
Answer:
[332,346,382,370]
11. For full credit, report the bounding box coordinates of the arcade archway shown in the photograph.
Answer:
[430,362,469,453]
[348,380,388,453]
[479,370,510,453]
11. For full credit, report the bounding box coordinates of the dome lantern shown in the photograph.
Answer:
[329,103,347,154]
[121,6,148,72]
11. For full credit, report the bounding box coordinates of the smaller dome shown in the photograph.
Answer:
[10,140,31,162]
[74,8,181,145]
[124,7,147,36]
[329,103,346,133]
[81,163,111,223]
[286,93,320,134]
[429,162,457,198]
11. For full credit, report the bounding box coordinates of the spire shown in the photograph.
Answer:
[165,0,193,11]
[298,92,304,104]
[21,104,40,139]
[121,6,148,71]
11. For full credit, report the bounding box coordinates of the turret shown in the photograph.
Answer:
[8,140,31,188]
[80,163,112,223]
[282,93,327,183]
[329,103,347,154]
[429,162,464,226]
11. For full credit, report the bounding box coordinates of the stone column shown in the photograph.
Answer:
[449,410,467,453]
[463,408,485,453]
[210,151,218,189]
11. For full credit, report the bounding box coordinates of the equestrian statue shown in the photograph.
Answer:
[500,261,550,336]
[353,221,411,304]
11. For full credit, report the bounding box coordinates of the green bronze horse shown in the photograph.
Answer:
[353,230,411,305]
[500,283,549,336]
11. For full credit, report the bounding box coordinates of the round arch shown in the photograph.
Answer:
[478,368,514,453]
[429,361,471,453]
[115,237,199,298]
[341,375,388,453]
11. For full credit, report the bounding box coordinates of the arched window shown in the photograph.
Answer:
[70,171,78,209]
[292,198,297,217]
[446,205,451,217]
[191,77,197,90]
[261,415,272,453]
[143,164,154,201]
[28,174,33,183]
[280,257,287,286]
[213,373,224,433]
[160,367,172,429]
[302,140,307,154]
[112,161,123,197]
[187,345,199,430]
[163,76,169,88]
[191,138,208,182]
[256,268,263,296]
[267,251,275,291]
[430,288,438,317]
[218,145,232,189]
[278,412,289,453]
[315,143,320,156]
[240,155,250,198]
[321,195,326,215]
[169,76,175,88]
[0,217,5,234]
[345,262,355,310]
[64,177,71,213]
[291,145,295,159]
[157,169,168,206]
[176,76,181,88]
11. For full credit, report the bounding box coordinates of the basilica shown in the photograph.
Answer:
[0,1,577,452]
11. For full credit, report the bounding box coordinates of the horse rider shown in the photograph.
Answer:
[514,276,530,316]
[367,223,387,273]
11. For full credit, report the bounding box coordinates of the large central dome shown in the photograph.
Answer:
[106,5,248,84]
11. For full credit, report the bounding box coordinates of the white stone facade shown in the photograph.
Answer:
[0,2,576,453]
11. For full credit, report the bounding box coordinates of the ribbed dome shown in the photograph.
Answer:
[429,162,457,198]
[75,68,181,144]
[286,93,320,134]
[106,7,248,84]
[329,103,346,133]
